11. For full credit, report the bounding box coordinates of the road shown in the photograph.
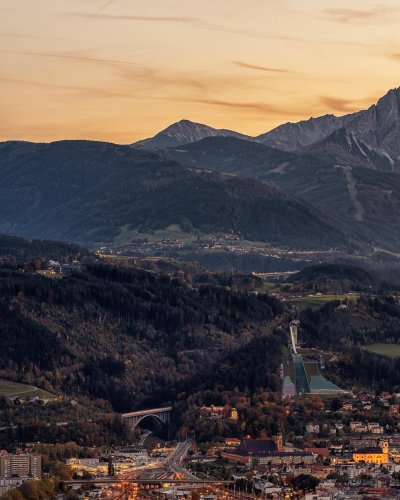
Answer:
[138,430,151,446]
[165,440,198,480]
[96,440,199,498]
[117,439,196,482]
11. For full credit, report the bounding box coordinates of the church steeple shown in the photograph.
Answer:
[379,439,389,455]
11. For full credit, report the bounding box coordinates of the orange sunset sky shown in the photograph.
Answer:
[1,0,400,143]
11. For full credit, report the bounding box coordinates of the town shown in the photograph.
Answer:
[4,389,400,498]
[94,230,347,273]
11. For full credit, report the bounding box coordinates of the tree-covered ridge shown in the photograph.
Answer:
[0,264,284,412]
[0,234,88,261]
[0,140,352,248]
[162,134,400,252]
[292,264,372,285]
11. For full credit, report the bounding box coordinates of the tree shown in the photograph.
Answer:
[1,491,24,500]
[291,474,319,493]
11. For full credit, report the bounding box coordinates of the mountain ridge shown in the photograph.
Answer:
[133,86,400,156]
[0,140,352,249]
[164,134,400,250]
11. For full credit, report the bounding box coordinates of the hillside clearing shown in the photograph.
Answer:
[0,379,56,399]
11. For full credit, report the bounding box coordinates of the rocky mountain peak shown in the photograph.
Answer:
[345,87,400,158]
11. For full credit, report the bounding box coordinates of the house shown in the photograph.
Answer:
[350,421,367,433]
[306,423,320,434]
[367,422,384,435]
[199,404,237,420]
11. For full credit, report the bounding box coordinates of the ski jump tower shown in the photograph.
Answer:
[289,320,300,354]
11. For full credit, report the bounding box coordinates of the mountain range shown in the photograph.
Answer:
[2,86,400,254]
[134,86,400,164]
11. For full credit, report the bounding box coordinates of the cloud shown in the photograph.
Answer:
[116,59,269,96]
[0,32,68,41]
[67,12,202,24]
[319,96,356,113]
[233,61,293,73]
[0,77,129,99]
[98,0,117,11]
[177,97,307,117]
[2,50,141,67]
[321,5,398,24]
[65,11,306,42]
[4,48,262,98]
[319,95,375,114]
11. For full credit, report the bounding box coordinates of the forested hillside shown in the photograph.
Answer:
[0,234,88,261]
[0,264,285,412]
[0,140,353,248]
[164,135,400,250]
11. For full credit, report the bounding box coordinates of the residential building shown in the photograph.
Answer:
[306,423,320,434]
[349,421,367,433]
[0,454,41,479]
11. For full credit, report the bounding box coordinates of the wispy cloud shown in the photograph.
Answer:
[233,61,293,73]
[2,49,141,67]
[67,12,202,24]
[0,32,68,41]
[177,97,307,116]
[0,76,129,99]
[65,11,306,42]
[98,0,117,12]
[319,96,356,113]
[319,95,375,113]
[321,5,398,24]
[4,48,261,97]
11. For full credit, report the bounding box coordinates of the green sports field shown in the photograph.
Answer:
[362,343,400,358]
[0,379,56,399]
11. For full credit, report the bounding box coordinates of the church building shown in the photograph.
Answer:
[353,439,389,465]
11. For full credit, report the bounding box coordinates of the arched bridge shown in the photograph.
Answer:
[122,406,172,430]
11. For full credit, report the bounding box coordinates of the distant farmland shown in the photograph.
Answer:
[0,379,55,399]
[362,344,400,358]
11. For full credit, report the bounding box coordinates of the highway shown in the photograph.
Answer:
[116,439,196,483]
[79,439,209,498]
[165,440,199,480]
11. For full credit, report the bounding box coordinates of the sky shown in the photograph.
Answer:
[1,0,400,143]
